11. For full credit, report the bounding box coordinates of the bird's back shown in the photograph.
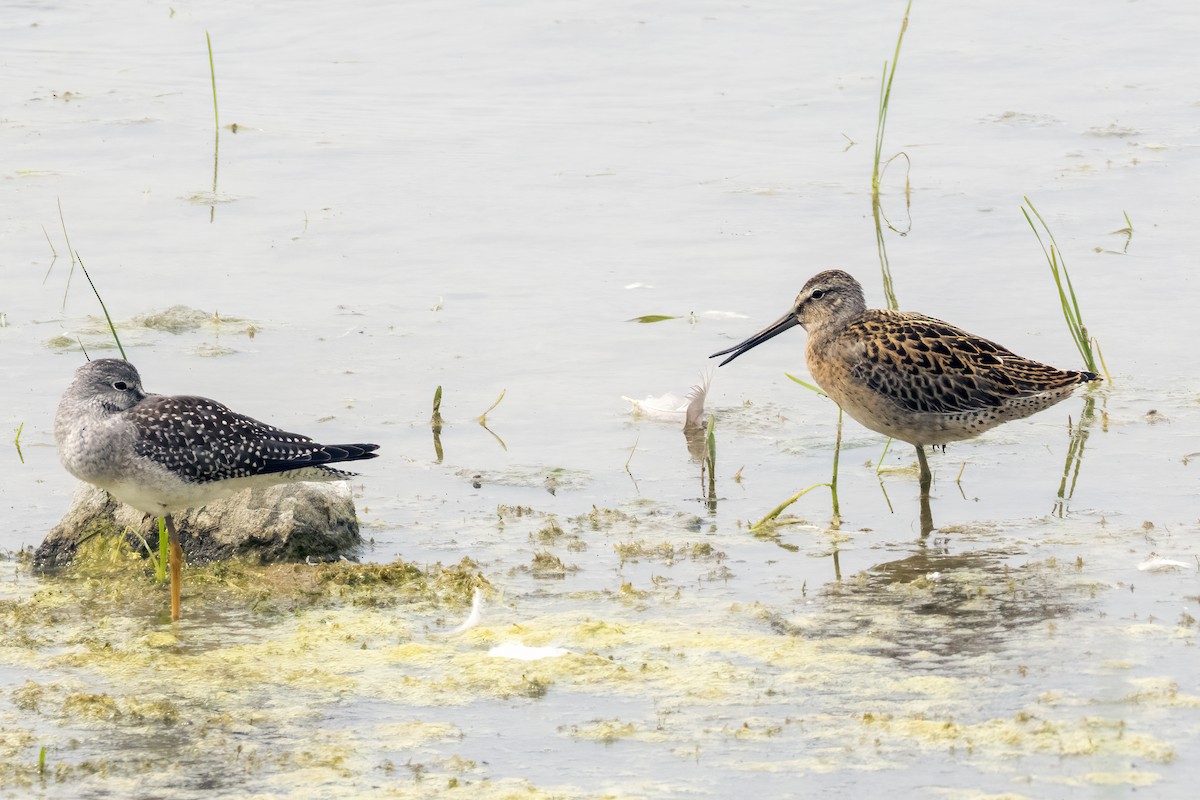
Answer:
[808,309,1097,445]
[127,394,378,485]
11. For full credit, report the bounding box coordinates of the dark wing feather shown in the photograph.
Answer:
[126,395,379,483]
[840,311,1093,415]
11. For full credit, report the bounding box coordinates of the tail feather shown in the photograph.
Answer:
[260,442,380,476]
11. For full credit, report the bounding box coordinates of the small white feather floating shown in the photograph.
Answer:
[622,372,711,430]
[488,641,571,661]
[431,587,484,637]
[1137,553,1194,572]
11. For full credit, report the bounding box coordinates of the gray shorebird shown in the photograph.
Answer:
[710,270,1098,488]
[55,358,379,619]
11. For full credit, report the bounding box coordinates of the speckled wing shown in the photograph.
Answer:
[840,311,1091,415]
[125,395,379,484]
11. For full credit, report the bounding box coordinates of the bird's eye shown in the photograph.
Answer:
[811,289,826,300]
[113,381,129,391]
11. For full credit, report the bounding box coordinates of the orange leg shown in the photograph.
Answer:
[165,515,183,621]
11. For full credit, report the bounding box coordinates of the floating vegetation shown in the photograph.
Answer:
[431,385,444,462]
[471,388,508,450]
[2,506,1191,797]
[1102,210,1135,255]
[12,422,23,464]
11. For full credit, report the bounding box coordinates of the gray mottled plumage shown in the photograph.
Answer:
[56,359,379,517]
[711,270,1098,482]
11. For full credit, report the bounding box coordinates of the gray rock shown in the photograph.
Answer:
[36,482,364,569]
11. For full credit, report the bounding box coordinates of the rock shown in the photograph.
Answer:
[36,482,364,570]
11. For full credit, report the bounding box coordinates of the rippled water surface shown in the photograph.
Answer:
[3,0,1199,797]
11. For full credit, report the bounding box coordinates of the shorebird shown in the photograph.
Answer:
[55,359,379,620]
[710,270,1098,488]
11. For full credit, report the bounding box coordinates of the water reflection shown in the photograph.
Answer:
[431,385,444,463]
[809,547,1080,667]
[871,161,912,313]
[1053,392,1099,515]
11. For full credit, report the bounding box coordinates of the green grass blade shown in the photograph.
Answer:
[872,0,913,195]
[77,256,127,361]
[56,198,78,310]
[206,31,219,132]
[207,31,220,221]
[751,482,830,530]
[156,517,169,583]
[784,372,827,396]
[476,388,506,426]
[1020,197,1098,373]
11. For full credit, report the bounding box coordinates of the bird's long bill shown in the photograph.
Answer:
[709,310,801,366]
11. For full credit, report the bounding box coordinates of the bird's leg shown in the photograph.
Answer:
[164,514,182,621]
[915,445,932,494]
[919,487,934,538]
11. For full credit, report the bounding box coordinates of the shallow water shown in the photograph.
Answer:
[3,0,1200,797]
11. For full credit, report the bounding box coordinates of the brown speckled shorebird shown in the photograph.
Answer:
[710,270,1099,489]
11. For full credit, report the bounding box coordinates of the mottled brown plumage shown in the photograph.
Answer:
[710,269,1098,484]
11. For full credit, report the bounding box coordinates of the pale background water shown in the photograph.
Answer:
[2,0,1199,797]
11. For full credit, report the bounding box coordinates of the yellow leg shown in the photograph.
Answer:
[165,515,183,621]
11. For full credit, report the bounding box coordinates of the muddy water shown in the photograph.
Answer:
[3,0,1200,797]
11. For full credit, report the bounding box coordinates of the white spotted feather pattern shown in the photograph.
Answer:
[55,359,379,516]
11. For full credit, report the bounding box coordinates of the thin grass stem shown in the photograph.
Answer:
[830,407,842,524]
[1092,337,1111,383]
[871,0,913,196]
[56,199,78,309]
[751,482,831,531]
[207,31,220,221]
[77,256,127,361]
[156,517,169,582]
[40,224,59,283]
[784,372,827,396]
[874,438,893,475]
[476,389,506,426]
[704,414,717,510]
